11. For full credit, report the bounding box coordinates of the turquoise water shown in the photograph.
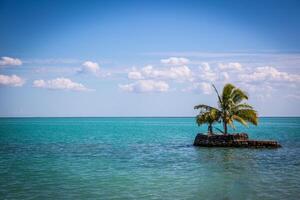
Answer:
[0,117,299,200]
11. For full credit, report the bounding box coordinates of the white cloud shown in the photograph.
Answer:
[167,65,192,80]
[239,83,274,99]
[128,65,193,81]
[80,61,100,75]
[0,74,25,87]
[198,82,213,94]
[0,57,22,66]
[239,66,300,83]
[123,60,300,100]
[198,63,218,82]
[218,62,243,71]
[160,57,190,65]
[183,82,213,95]
[33,80,46,88]
[119,80,169,93]
[221,72,230,81]
[33,77,91,91]
[128,71,144,80]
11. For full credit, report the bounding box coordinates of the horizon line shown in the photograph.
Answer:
[0,116,299,118]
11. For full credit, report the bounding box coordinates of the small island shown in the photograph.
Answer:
[193,83,281,148]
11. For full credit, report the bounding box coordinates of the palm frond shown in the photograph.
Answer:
[195,108,221,127]
[222,83,235,102]
[196,115,207,125]
[194,104,219,111]
[232,103,253,111]
[235,109,258,126]
[232,115,248,127]
[231,88,248,104]
[212,84,222,105]
[227,118,236,129]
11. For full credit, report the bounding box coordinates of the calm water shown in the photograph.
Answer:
[0,117,299,200]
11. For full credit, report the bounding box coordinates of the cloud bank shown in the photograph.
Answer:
[33,78,91,91]
[160,57,190,65]
[0,57,22,66]
[119,80,169,93]
[0,74,25,86]
[128,65,193,81]
[122,58,300,98]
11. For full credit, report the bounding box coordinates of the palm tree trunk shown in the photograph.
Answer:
[223,122,228,135]
[208,124,213,136]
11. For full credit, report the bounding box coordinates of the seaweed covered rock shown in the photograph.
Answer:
[193,133,281,148]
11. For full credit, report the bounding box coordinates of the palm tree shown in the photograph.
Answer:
[196,108,220,136]
[195,83,258,135]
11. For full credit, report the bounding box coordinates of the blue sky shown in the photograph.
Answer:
[0,0,300,117]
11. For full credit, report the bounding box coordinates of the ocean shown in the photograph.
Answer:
[0,117,299,199]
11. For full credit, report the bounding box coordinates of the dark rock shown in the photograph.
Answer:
[193,133,281,148]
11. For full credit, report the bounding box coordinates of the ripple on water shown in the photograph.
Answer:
[0,117,299,200]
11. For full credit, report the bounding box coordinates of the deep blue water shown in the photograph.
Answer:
[0,117,299,200]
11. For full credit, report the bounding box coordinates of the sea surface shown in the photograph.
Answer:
[0,117,299,200]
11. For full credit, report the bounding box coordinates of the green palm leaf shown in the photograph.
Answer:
[194,83,259,135]
[194,104,219,111]
[235,109,258,126]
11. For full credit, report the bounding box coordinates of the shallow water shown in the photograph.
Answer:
[0,117,299,199]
